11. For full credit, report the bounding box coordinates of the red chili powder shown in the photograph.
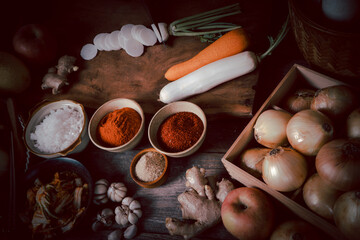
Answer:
[97,107,141,147]
[158,112,204,152]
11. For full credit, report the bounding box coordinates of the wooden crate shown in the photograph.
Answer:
[222,64,349,240]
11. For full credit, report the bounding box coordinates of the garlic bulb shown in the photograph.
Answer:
[115,197,142,227]
[107,182,127,202]
[93,179,109,205]
[97,208,115,227]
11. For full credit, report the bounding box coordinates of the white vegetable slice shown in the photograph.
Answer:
[118,33,125,48]
[159,51,258,103]
[124,38,144,57]
[137,28,157,46]
[109,30,122,50]
[93,33,107,50]
[151,24,162,43]
[158,22,169,42]
[121,24,135,40]
[80,43,98,60]
[104,34,115,51]
[97,33,111,51]
[131,25,147,41]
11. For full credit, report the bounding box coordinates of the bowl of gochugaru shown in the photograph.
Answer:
[20,157,93,239]
[148,101,207,158]
[88,98,145,152]
[24,100,89,158]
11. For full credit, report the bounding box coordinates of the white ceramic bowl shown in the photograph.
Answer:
[24,100,89,159]
[88,98,145,152]
[148,101,207,158]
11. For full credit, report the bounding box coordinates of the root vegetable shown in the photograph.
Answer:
[151,23,162,43]
[158,22,169,42]
[165,166,234,240]
[237,147,270,179]
[41,55,78,95]
[164,28,250,81]
[80,43,98,60]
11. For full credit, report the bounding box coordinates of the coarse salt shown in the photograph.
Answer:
[30,105,84,154]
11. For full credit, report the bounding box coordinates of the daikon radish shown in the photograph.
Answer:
[80,43,98,60]
[158,22,169,42]
[159,51,258,103]
[118,33,125,48]
[124,38,144,57]
[151,23,162,43]
[131,25,147,40]
[93,33,107,50]
[121,24,135,40]
[108,30,122,50]
[137,28,157,46]
[164,28,250,81]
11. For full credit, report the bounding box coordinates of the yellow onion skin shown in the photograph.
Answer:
[285,88,316,113]
[311,85,358,120]
[270,219,323,240]
[237,147,270,179]
[347,108,360,139]
[254,109,292,149]
[286,109,334,156]
[333,191,360,240]
[316,138,360,191]
[262,147,307,192]
[303,173,343,220]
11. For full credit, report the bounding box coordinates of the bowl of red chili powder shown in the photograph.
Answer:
[148,101,207,158]
[88,98,145,152]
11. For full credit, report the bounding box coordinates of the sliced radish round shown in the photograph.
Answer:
[151,23,162,43]
[138,28,157,46]
[104,34,115,51]
[131,25,146,41]
[109,30,122,50]
[97,33,111,51]
[124,39,144,57]
[93,33,107,50]
[158,22,169,42]
[118,33,125,48]
[80,43,98,60]
[121,24,135,40]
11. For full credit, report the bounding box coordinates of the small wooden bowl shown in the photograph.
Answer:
[130,148,168,188]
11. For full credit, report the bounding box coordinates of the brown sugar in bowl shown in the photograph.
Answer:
[130,148,168,188]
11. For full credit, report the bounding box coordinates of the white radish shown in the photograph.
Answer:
[118,32,125,48]
[124,38,144,57]
[151,23,162,43]
[80,43,98,60]
[108,30,122,50]
[158,22,169,42]
[131,25,147,41]
[137,28,157,46]
[159,51,258,104]
[97,33,111,51]
[93,33,107,50]
[121,24,135,40]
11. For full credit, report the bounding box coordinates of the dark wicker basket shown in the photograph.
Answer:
[289,0,360,79]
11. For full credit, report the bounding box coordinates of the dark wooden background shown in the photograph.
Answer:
[0,0,331,239]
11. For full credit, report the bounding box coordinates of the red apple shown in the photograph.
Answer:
[12,23,57,64]
[221,187,275,240]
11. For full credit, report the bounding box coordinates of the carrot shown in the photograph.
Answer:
[164,28,250,81]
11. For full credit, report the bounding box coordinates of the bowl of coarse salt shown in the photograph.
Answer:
[24,100,89,158]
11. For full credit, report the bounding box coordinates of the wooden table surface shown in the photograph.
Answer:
[0,0,326,239]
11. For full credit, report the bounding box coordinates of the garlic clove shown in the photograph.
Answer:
[128,212,139,225]
[108,229,123,240]
[124,225,137,239]
[122,196,133,206]
[132,209,142,218]
[129,200,141,210]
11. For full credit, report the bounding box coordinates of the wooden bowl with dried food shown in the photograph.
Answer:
[130,148,168,188]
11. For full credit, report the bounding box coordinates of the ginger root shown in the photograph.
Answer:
[165,166,234,240]
[41,55,78,94]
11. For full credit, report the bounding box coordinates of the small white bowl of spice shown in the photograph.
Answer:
[24,100,89,159]
[148,101,207,158]
[130,148,168,188]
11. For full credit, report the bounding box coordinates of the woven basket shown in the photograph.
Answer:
[289,0,360,79]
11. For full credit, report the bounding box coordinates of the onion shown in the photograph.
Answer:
[262,147,307,192]
[285,88,316,113]
[316,138,360,191]
[270,219,322,240]
[347,108,360,138]
[237,147,270,179]
[286,109,334,156]
[254,109,292,148]
[302,173,343,220]
[311,85,358,120]
[333,191,360,240]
